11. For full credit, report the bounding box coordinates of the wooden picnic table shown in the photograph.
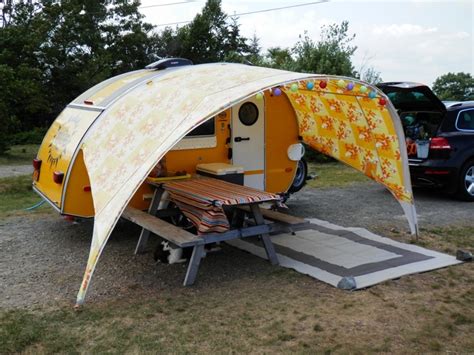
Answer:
[122,177,309,286]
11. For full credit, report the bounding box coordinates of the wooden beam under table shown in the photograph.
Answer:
[237,205,309,226]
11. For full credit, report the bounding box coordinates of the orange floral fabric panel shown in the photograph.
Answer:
[284,79,413,203]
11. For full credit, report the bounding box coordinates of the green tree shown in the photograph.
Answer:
[432,72,474,101]
[177,0,233,63]
[0,0,156,153]
[0,2,50,152]
[264,47,294,70]
[152,0,252,64]
[359,66,383,84]
[245,33,263,65]
[37,0,156,112]
[291,21,357,75]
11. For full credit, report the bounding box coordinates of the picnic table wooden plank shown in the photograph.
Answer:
[123,206,202,248]
[237,205,309,226]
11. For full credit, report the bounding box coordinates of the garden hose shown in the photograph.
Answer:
[24,200,46,211]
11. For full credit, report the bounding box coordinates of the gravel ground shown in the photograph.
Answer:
[0,164,33,178]
[289,182,474,232]
[0,214,277,309]
[1,181,472,309]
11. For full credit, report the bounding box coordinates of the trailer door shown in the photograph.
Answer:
[231,97,265,190]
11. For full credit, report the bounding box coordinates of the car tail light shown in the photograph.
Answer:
[33,158,42,170]
[430,137,451,150]
[84,100,94,105]
[53,171,64,184]
[425,169,450,175]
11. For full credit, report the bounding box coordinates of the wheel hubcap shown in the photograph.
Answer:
[465,166,474,196]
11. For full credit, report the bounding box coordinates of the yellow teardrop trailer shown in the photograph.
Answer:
[33,63,305,217]
[32,60,418,305]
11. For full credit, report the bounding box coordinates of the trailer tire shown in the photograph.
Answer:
[288,158,308,193]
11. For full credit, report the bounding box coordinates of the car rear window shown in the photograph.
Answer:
[387,91,433,107]
[456,109,474,131]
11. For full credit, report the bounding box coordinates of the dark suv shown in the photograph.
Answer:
[378,82,474,201]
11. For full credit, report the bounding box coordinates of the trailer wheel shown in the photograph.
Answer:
[288,158,308,193]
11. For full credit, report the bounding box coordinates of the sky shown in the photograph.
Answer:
[139,0,473,86]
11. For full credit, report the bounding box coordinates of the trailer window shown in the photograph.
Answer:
[171,117,217,150]
[186,117,215,137]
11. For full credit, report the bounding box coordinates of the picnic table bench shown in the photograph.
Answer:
[122,177,310,286]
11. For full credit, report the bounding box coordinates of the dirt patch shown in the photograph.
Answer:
[0,214,291,309]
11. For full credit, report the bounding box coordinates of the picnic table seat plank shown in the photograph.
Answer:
[122,206,201,248]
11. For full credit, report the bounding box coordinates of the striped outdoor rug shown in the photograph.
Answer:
[227,217,462,290]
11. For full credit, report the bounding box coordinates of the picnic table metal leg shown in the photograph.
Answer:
[134,188,165,254]
[250,204,279,265]
[230,207,245,228]
[183,244,205,286]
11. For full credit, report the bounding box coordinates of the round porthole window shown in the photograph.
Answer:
[238,102,259,126]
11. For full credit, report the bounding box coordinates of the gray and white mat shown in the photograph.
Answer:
[227,218,462,290]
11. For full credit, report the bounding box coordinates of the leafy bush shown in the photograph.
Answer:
[304,144,335,163]
[10,127,48,145]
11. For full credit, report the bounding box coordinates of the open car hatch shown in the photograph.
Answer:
[377,82,448,160]
[377,82,446,115]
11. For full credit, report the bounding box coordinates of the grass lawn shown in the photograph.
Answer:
[0,144,39,165]
[0,162,473,353]
[0,238,472,354]
[0,175,52,218]
[307,162,371,189]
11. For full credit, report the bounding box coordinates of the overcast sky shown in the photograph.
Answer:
[139,0,473,86]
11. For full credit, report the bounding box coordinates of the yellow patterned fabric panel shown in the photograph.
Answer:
[283,79,413,203]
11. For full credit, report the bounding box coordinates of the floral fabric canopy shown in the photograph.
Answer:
[73,63,417,305]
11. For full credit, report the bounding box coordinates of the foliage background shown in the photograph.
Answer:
[0,0,471,155]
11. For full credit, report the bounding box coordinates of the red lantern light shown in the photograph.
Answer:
[32,158,42,170]
[53,171,64,184]
[64,215,75,222]
[319,80,327,89]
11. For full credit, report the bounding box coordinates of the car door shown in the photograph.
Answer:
[231,97,265,190]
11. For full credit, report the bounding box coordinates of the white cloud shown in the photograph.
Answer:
[372,24,438,37]
[353,23,472,85]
